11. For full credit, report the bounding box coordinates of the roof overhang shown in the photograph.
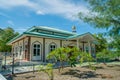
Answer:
[7,34,26,45]
[67,32,98,44]
[7,31,67,45]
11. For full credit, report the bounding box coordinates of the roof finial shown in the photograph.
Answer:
[72,25,76,33]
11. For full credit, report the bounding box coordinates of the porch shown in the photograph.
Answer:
[67,32,97,57]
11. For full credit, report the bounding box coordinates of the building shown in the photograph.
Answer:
[7,26,97,62]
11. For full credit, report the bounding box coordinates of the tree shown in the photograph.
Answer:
[47,47,96,72]
[109,39,120,60]
[47,47,80,72]
[94,33,107,53]
[66,47,80,67]
[79,0,120,49]
[47,47,67,73]
[79,51,95,70]
[0,27,19,52]
[96,49,110,64]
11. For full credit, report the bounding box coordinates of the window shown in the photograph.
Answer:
[49,43,56,52]
[33,44,41,56]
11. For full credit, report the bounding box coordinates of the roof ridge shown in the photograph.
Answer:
[36,26,78,35]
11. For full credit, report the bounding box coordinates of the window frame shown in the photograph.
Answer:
[49,42,57,52]
[32,41,41,57]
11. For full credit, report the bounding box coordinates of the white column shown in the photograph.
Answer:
[88,41,91,54]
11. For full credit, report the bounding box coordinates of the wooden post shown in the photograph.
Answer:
[27,36,31,61]
[43,38,45,62]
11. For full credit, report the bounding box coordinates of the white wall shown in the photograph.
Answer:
[12,36,96,61]
[12,37,29,60]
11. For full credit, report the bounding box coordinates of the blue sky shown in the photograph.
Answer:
[0,0,106,34]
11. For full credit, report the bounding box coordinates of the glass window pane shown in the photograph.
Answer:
[37,45,40,48]
[50,46,52,48]
[37,50,40,56]
[33,49,36,56]
[50,44,56,52]
[34,44,36,48]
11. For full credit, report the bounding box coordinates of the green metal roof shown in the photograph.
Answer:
[67,32,98,44]
[24,32,67,39]
[67,32,94,39]
[26,26,77,35]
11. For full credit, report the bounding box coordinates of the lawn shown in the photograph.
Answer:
[12,62,120,80]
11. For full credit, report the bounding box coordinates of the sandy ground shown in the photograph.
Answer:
[13,63,120,80]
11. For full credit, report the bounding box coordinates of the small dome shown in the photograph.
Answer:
[72,26,76,30]
[72,26,76,33]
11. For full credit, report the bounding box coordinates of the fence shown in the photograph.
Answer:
[0,52,69,76]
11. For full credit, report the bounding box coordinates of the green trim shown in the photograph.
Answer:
[24,32,67,39]
[26,26,36,32]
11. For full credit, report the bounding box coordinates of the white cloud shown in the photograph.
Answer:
[0,0,37,9]
[36,10,44,15]
[0,0,89,21]
[7,20,14,26]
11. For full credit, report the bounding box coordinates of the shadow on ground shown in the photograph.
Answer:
[61,69,114,79]
[107,65,120,68]
[82,66,104,69]
[25,75,35,79]
[61,69,100,79]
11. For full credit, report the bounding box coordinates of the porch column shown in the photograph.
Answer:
[77,39,79,49]
[82,42,85,52]
[88,41,91,54]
